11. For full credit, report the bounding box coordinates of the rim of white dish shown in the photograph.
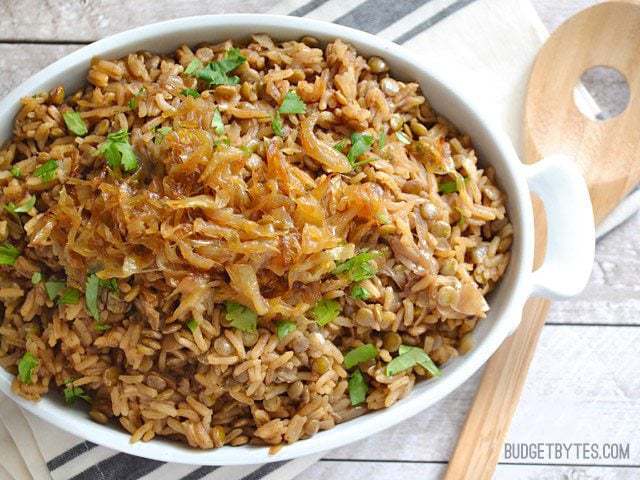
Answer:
[0,14,535,465]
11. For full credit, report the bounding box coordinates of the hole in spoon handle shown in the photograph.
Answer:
[524,1,640,223]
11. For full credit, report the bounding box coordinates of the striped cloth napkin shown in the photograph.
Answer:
[1,0,638,479]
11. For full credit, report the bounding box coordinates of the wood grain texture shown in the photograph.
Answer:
[304,463,640,480]
[0,1,272,42]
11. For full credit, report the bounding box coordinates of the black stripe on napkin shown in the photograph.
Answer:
[335,0,431,33]
[240,461,291,480]
[395,0,479,43]
[179,465,220,480]
[289,0,330,16]
[46,441,97,471]
[70,453,163,480]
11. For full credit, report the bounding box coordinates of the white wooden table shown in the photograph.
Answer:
[0,1,638,479]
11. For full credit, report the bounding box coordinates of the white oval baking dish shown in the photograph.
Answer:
[0,14,595,466]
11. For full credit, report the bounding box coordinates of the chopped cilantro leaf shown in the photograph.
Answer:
[386,345,442,377]
[188,48,246,86]
[181,88,200,98]
[272,111,283,137]
[185,58,203,76]
[438,180,458,194]
[63,111,88,136]
[63,384,91,404]
[154,126,172,144]
[311,299,340,326]
[276,320,296,340]
[186,318,199,333]
[5,196,35,216]
[343,344,378,369]
[0,243,20,265]
[98,129,138,172]
[18,352,38,384]
[33,160,58,182]
[348,369,368,406]
[45,280,66,301]
[346,132,374,168]
[212,109,224,135]
[351,284,370,301]
[95,322,111,333]
[225,301,257,332]
[58,287,81,305]
[334,250,379,282]
[279,90,306,114]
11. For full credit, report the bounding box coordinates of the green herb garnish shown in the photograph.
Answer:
[5,196,36,217]
[95,322,111,333]
[128,87,145,110]
[272,111,284,137]
[154,126,172,144]
[31,272,42,284]
[63,384,91,404]
[18,352,38,384]
[181,88,200,98]
[385,345,442,377]
[276,320,296,340]
[438,180,458,194]
[348,369,368,406]
[344,344,378,369]
[350,284,370,300]
[212,109,224,135]
[85,273,116,322]
[44,280,65,301]
[33,160,58,182]
[10,166,21,178]
[85,274,101,321]
[311,299,340,326]
[334,140,347,153]
[186,318,199,333]
[279,90,306,114]
[63,111,88,136]
[98,129,138,172]
[58,287,81,305]
[225,301,257,332]
[334,250,379,282]
[185,58,203,76]
[347,132,374,168]
[0,243,20,265]
[187,48,246,86]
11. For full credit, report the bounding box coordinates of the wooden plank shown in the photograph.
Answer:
[0,44,81,99]
[551,211,640,326]
[301,462,640,480]
[0,1,273,42]
[314,326,640,464]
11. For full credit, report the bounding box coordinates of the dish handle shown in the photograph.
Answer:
[524,155,595,299]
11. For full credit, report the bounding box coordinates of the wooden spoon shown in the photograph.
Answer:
[444,2,640,478]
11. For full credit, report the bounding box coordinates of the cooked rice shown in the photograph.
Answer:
[0,35,512,450]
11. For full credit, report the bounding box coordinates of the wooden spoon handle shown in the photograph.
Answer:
[445,2,640,478]
[443,208,549,480]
